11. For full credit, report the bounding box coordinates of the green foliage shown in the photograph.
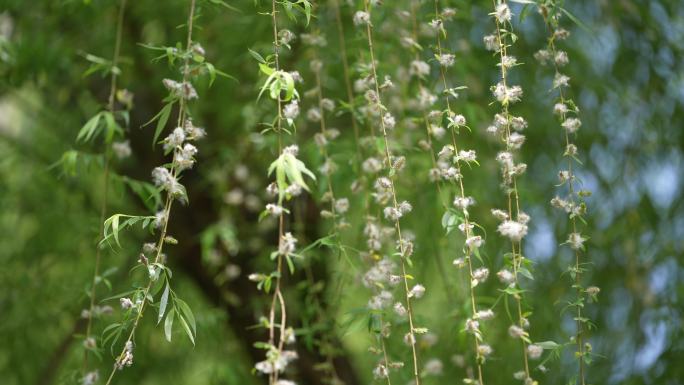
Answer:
[145,101,175,147]
[101,214,155,248]
[268,150,316,203]
[76,111,123,145]
[117,176,163,211]
[1,1,683,385]
[81,53,120,78]
[257,62,298,102]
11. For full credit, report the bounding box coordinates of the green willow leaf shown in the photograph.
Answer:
[175,298,196,335]
[152,102,173,147]
[76,112,103,143]
[158,282,170,324]
[178,313,195,345]
[164,308,175,342]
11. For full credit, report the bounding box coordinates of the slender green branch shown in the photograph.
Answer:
[82,0,128,376]
[406,0,455,305]
[539,6,592,384]
[362,1,421,383]
[103,2,197,384]
[430,0,488,383]
[266,3,288,385]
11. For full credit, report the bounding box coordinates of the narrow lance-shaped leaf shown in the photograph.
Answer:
[76,112,103,143]
[178,313,195,345]
[103,111,119,144]
[153,102,173,147]
[174,298,196,335]
[112,215,120,247]
[142,102,174,147]
[164,308,175,342]
[158,281,170,324]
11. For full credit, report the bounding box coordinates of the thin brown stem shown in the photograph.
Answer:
[331,3,393,381]
[491,0,531,379]
[102,1,196,384]
[430,0,486,382]
[363,1,420,383]
[541,11,586,385]
[267,2,289,384]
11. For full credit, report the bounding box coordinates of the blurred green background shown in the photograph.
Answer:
[0,0,682,384]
